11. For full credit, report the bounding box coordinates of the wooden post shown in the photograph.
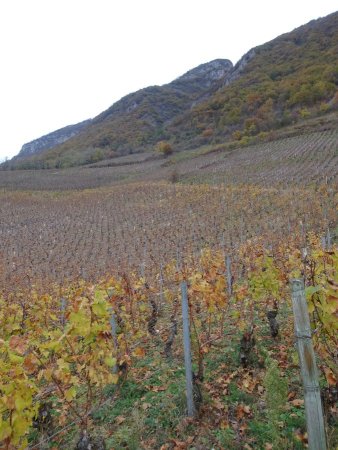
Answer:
[140,261,145,279]
[60,297,67,328]
[159,263,164,313]
[221,235,232,297]
[302,247,308,285]
[226,255,232,296]
[109,309,118,374]
[321,236,326,251]
[181,281,195,417]
[81,267,87,280]
[176,246,182,272]
[291,279,327,450]
[326,228,332,250]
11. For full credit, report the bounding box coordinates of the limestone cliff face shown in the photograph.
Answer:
[223,49,256,86]
[94,59,233,122]
[15,59,233,164]
[16,120,92,158]
[171,59,233,91]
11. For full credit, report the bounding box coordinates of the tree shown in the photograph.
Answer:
[156,141,173,156]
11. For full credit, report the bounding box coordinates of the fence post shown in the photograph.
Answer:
[181,280,195,417]
[291,279,327,450]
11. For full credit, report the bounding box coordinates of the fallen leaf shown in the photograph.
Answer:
[239,423,248,434]
[213,399,226,410]
[323,366,337,386]
[115,415,126,425]
[9,335,27,355]
[133,347,146,357]
[171,439,187,449]
[148,385,166,392]
[287,391,296,401]
[220,420,229,429]
[236,404,245,420]
[243,405,251,414]
[23,354,39,373]
[142,403,152,410]
[294,429,308,444]
[290,399,304,407]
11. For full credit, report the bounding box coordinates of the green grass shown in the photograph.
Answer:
[28,309,336,449]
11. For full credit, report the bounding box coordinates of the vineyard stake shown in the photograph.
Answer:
[321,236,326,251]
[159,263,164,313]
[181,280,195,417]
[140,261,145,279]
[302,247,308,286]
[291,279,327,450]
[226,255,232,296]
[221,235,232,296]
[109,309,118,374]
[60,297,67,329]
[326,228,332,250]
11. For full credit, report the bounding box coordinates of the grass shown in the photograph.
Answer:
[95,327,307,448]
[80,306,338,449]
[23,295,337,450]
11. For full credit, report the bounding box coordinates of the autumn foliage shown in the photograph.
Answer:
[0,233,337,448]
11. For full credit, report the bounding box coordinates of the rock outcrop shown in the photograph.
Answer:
[12,59,234,166]
[16,119,92,158]
[223,49,256,86]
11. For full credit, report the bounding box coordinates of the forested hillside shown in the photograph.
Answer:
[3,11,337,170]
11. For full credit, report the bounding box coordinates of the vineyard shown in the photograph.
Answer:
[0,128,337,191]
[0,130,337,449]
[0,234,337,449]
[0,182,336,291]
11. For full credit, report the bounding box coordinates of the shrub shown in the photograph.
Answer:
[156,141,173,156]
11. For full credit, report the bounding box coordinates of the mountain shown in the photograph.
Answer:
[15,120,92,159]
[167,11,338,148]
[4,11,338,170]
[7,59,233,169]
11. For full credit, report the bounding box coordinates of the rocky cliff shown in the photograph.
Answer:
[16,119,92,159]
[9,59,234,168]
[223,49,256,86]
[5,11,338,170]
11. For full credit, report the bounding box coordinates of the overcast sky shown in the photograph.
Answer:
[0,1,337,160]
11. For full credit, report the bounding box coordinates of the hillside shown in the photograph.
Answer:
[14,119,92,159]
[3,11,338,170]
[7,59,233,169]
[0,152,337,448]
[169,11,338,148]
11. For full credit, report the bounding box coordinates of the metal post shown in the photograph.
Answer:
[291,279,327,450]
[181,281,195,417]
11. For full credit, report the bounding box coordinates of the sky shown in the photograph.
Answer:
[0,1,337,161]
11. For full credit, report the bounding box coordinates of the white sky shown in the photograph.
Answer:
[0,1,337,160]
